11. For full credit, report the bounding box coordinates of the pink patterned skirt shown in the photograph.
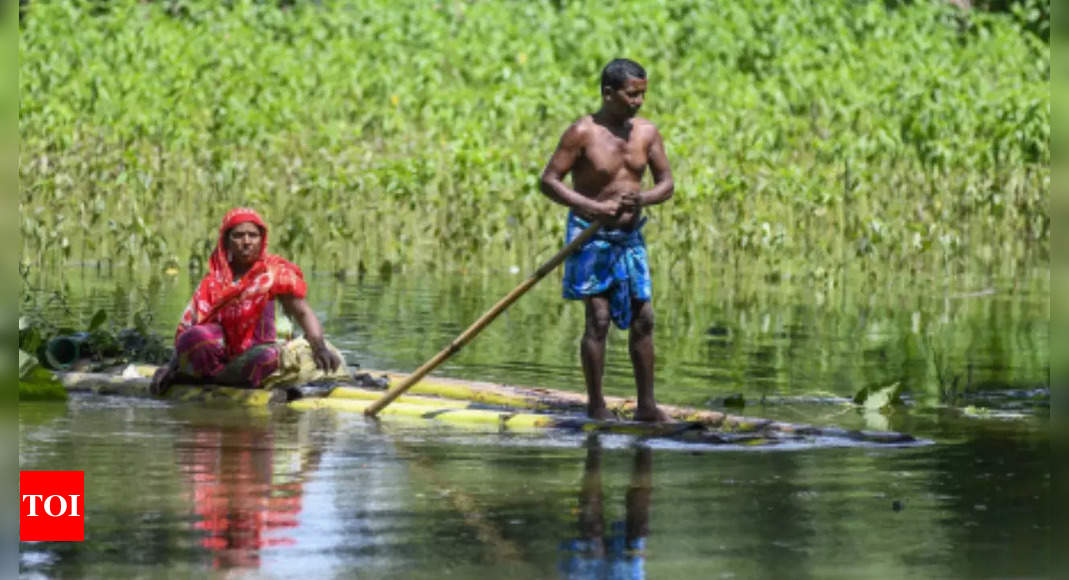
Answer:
[174,304,279,388]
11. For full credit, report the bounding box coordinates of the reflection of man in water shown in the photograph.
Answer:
[560,435,652,579]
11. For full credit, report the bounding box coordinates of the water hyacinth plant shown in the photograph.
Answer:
[19,0,1048,287]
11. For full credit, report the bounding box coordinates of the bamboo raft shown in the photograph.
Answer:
[56,366,921,447]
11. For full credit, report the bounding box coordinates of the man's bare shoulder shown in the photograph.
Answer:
[568,115,598,135]
[631,116,662,136]
[557,115,596,147]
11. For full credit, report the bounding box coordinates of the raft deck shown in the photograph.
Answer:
[56,367,920,446]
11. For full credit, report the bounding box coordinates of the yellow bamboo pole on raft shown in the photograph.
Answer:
[364,220,602,417]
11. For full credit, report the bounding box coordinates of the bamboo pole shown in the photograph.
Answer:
[364,220,602,417]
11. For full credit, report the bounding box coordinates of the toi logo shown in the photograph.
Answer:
[20,471,85,541]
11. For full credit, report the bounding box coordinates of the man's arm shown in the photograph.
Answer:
[540,122,619,219]
[279,295,341,372]
[639,127,674,206]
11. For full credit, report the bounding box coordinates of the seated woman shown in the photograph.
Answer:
[151,207,343,394]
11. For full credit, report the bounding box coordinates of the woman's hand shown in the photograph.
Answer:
[311,340,343,373]
[280,294,343,373]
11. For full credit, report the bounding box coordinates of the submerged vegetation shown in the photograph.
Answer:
[19,306,173,373]
[19,0,1049,285]
[19,350,67,401]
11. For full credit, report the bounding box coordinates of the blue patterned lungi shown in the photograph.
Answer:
[559,521,646,580]
[562,211,652,330]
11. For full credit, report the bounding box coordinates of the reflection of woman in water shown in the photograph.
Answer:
[175,416,331,570]
[560,435,652,580]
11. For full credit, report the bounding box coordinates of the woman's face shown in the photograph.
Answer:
[226,221,263,267]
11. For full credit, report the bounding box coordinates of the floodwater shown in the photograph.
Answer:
[19,267,1050,578]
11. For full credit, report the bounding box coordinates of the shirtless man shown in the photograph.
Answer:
[539,58,674,422]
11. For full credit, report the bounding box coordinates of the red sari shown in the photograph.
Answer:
[177,208,308,358]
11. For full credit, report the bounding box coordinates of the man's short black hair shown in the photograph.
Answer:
[601,58,646,92]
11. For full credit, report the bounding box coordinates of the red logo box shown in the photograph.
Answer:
[20,471,85,541]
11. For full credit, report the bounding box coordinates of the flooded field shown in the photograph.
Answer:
[19,268,1050,578]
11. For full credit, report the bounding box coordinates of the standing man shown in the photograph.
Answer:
[540,58,674,422]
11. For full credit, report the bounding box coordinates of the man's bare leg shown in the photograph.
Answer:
[629,300,669,422]
[582,295,615,420]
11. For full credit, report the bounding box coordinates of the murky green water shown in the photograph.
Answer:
[19,268,1050,577]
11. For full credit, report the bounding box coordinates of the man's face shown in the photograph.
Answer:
[605,77,647,118]
[227,221,263,266]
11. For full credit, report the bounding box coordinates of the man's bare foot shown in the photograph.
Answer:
[633,406,671,423]
[588,405,616,421]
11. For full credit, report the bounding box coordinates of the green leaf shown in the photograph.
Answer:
[19,350,68,401]
[853,382,904,411]
[89,309,108,332]
[19,349,38,379]
[19,326,43,356]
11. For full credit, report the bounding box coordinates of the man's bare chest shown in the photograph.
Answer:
[581,138,648,175]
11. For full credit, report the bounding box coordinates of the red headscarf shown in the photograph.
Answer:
[177,208,308,357]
